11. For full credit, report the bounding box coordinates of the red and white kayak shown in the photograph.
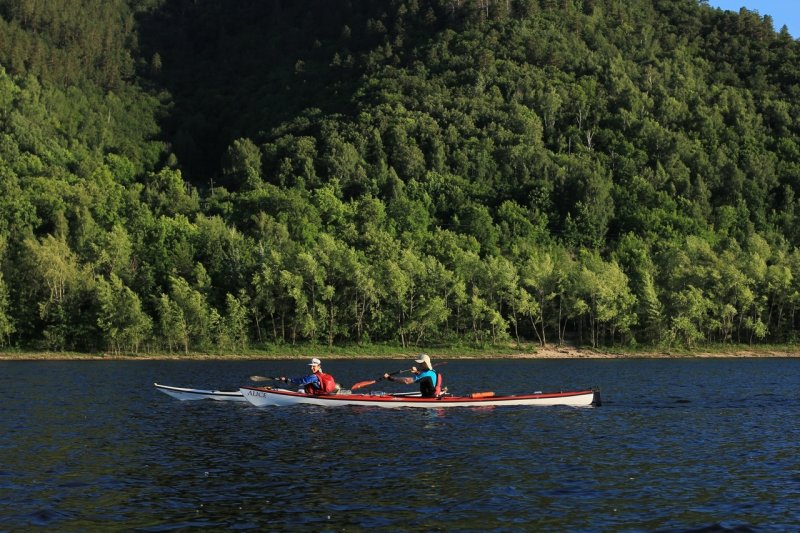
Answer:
[154,383,247,401]
[239,386,601,408]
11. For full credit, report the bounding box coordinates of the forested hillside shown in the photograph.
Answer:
[1,0,800,353]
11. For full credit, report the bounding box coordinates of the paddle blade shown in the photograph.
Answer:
[350,379,377,390]
[250,375,277,382]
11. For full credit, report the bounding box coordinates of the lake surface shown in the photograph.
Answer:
[1,357,799,532]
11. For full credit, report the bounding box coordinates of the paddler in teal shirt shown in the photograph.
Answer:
[384,354,440,397]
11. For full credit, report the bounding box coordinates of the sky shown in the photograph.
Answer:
[706,1,799,38]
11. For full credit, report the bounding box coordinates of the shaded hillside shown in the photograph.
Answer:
[1,0,800,353]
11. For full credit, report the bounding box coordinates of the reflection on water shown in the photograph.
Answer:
[1,358,799,531]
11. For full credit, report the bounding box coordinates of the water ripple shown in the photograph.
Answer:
[1,358,799,531]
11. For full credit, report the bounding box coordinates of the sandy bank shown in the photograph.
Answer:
[2,344,799,360]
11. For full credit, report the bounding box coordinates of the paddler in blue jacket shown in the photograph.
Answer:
[384,354,440,397]
[278,358,337,394]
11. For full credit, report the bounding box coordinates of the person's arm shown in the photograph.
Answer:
[384,374,414,385]
[280,374,320,387]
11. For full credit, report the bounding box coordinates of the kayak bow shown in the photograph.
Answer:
[154,383,247,401]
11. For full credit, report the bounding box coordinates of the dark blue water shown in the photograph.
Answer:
[1,358,799,532]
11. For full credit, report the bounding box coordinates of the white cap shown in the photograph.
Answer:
[308,357,321,366]
[414,354,432,370]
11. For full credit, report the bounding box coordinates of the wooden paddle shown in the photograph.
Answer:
[350,361,448,390]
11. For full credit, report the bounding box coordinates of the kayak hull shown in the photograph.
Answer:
[154,383,247,401]
[239,386,600,408]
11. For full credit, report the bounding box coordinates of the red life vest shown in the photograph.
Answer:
[304,371,336,395]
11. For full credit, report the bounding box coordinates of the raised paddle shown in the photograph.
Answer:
[249,375,286,383]
[350,361,448,390]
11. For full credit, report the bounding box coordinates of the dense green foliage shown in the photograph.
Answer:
[1,0,800,353]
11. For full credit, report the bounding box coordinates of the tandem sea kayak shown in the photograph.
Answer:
[239,386,601,408]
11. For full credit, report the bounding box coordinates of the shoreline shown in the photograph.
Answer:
[2,345,799,360]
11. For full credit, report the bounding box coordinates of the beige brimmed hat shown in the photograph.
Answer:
[414,353,432,370]
[308,357,321,366]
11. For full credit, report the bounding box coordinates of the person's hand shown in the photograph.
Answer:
[279,376,287,383]
[383,373,390,379]
[411,366,418,373]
